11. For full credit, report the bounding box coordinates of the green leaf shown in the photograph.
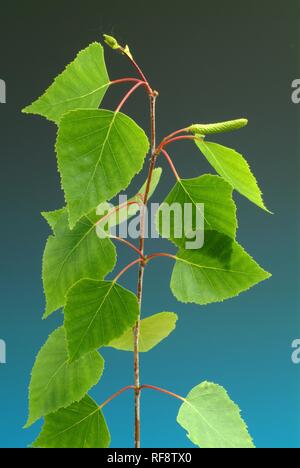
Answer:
[43,209,116,318]
[64,280,139,362]
[26,327,104,428]
[96,167,162,230]
[32,395,110,448]
[157,174,237,249]
[22,43,110,124]
[187,118,248,135]
[41,208,66,232]
[56,109,150,228]
[171,231,271,305]
[108,312,178,352]
[177,381,255,448]
[195,140,270,212]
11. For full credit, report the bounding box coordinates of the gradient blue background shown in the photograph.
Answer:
[0,0,299,448]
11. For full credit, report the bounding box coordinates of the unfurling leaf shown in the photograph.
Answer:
[177,381,255,448]
[108,312,178,352]
[33,395,110,448]
[64,280,139,362]
[195,140,270,212]
[26,327,104,428]
[103,34,121,50]
[188,118,248,135]
[171,231,271,305]
[157,174,237,249]
[43,209,116,318]
[23,43,110,124]
[56,109,150,228]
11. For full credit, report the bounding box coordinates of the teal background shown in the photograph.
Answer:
[0,0,299,448]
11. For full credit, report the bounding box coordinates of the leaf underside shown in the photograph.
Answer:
[171,230,271,305]
[23,42,110,124]
[26,327,104,428]
[56,109,150,228]
[42,209,116,318]
[32,395,110,448]
[108,312,178,352]
[64,279,139,362]
[177,381,255,448]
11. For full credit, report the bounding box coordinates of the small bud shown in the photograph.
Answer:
[124,45,133,60]
[188,118,248,135]
[103,34,121,50]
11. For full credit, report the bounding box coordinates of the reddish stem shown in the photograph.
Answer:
[110,77,143,85]
[111,235,145,259]
[133,87,158,450]
[99,386,135,410]
[96,201,140,227]
[113,258,144,283]
[161,149,180,181]
[116,81,146,113]
[163,135,200,147]
[164,127,189,140]
[122,52,150,89]
[146,252,177,263]
[140,384,185,402]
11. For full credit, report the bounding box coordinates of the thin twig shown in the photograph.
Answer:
[146,252,177,263]
[116,81,146,113]
[161,149,180,181]
[99,386,135,410]
[133,92,158,449]
[111,235,145,259]
[96,201,140,227]
[163,135,200,147]
[113,258,144,283]
[140,384,185,402]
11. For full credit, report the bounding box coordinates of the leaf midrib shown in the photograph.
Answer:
[175,255,256,277]
[45,83,110,110]
[70,282,115,361]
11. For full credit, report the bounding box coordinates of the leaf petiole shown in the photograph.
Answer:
[161,149,180,181]
[99,384,185,411]
[113,258,144,283]
[116,81,147,113]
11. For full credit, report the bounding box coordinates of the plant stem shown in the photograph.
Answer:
[161,149,180,181]
[98,383,184,411]
[96,200,141,226]
[139,384,185,402]
[116,81,146,113]
[120,49,152,96]
[146,252,177,263]
[113,258,144,283]
[134,92,158,449]
[163,127,189,140]
[99,385,135,410]
[163,135,200,147]
[110,77,144,86]
[110,236,145,259]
